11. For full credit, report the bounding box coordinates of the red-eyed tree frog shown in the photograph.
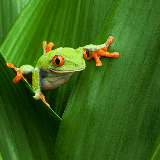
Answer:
[6,36,119,108]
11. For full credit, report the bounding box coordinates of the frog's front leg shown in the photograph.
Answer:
[32,68,51,108]
[6,63,34,83]
[32,68,41,99]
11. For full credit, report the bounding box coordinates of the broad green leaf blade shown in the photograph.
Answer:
[0,0,30,45]
[0,151,4,160]
[0,53,61,159]
[54,0,160,160]
[150,136,160,160]
[151,148,160,160]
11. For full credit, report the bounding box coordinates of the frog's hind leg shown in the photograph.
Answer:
[83,36,119,66]
[42,41,54,54]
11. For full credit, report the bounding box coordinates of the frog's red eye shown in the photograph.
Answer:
[52,55,64,67]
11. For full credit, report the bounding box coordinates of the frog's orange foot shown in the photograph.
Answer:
[42,41,54,53]
[38,93,51,108]
[6,62,23,83]
[83,36,119,66]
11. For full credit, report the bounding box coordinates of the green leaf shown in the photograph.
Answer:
[0,0,160,159]
[0,0,30,45]
[150,135,160,160]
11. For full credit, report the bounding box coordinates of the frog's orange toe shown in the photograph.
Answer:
[38,93,51,108]
[6,62,23,83]
[45,42,54,53]
[96,61,102,66]
[48,42,54,48]
[6,62,15,68]
[42,41,47,46]
[113,52,119,58]
[13,70,23,83]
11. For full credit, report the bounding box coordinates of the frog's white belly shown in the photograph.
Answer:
[41,70,74,90]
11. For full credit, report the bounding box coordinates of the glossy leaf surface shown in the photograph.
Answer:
[0,0,160,160]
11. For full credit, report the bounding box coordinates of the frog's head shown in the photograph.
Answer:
[36,47,86,73]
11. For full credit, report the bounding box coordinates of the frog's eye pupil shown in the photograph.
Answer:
[55,58,60,65]
[52,55,64,67]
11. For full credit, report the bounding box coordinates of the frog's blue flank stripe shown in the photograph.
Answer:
[39,69,46,88]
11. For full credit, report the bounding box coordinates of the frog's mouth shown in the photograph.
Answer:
[49,68,84,73]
